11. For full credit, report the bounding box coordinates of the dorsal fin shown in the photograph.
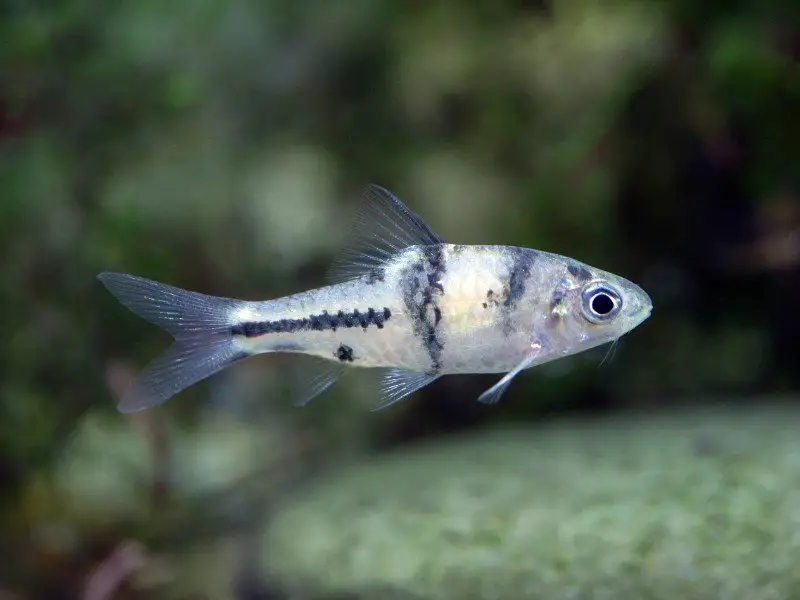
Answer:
[326,184,445,284]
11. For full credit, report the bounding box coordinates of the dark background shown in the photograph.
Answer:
[1,0,799,598]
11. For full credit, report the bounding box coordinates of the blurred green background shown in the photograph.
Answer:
[1,0,799,598]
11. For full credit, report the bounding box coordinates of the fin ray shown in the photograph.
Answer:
[478,337,551,405]
[327,185,445,284]
[97,272,248,412]
[373,368,440,411]
[477,354,538,405]
[123,337,244,413]
[290,357,346,407]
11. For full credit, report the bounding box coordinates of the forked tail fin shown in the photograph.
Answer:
[97,272,250,413]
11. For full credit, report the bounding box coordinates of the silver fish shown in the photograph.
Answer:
[98,185,652,413]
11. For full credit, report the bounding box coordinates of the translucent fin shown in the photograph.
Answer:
[327,184,445,284]
[208,361,267,416]
[290,357,346,407]
[372,368,440,411]
[97,272,248,413]
[477,354,538,405]
[208,354,345,413]
[598,338,621,368]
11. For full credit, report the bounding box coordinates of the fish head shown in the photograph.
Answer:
[543,258,652,356]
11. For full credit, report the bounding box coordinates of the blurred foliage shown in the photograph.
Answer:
[0,0,798,597]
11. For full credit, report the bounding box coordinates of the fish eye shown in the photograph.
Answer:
[581,283,622,323]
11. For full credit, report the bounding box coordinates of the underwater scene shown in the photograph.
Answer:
[2,1,800,598]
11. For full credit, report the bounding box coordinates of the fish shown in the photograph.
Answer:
[97,185,652,413]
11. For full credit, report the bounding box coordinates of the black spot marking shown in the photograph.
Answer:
[567,263,592,282]
[365,267,385,284]
[504,249,536,308]
[484,289,501,309]
[549,290,565,312]
[451,244,468,254]
[335,344,354,362]
[231,307,392,337]
[401,244,447,371]
[548,289,567,327]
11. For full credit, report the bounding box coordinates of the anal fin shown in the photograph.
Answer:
[290,356,346,407]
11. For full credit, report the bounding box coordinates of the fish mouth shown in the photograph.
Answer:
[633,305,652,328]
[624,297,652,330]
[631,286,653,326]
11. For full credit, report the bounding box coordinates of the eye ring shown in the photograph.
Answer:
[581,283,622,323]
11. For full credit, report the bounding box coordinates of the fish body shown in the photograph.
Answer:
[98,186,652,413]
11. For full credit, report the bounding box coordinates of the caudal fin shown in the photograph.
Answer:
[97,272,249,413]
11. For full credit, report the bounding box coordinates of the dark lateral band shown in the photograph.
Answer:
[402,244,446,372]
[231,307,392,337]
[504,248,536,309]
[567,262,592,282]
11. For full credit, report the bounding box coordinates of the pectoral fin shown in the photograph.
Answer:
[477,338,549,405]
[476,355,538,405]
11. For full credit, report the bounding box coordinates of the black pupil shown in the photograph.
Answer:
[591,292,615,315]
